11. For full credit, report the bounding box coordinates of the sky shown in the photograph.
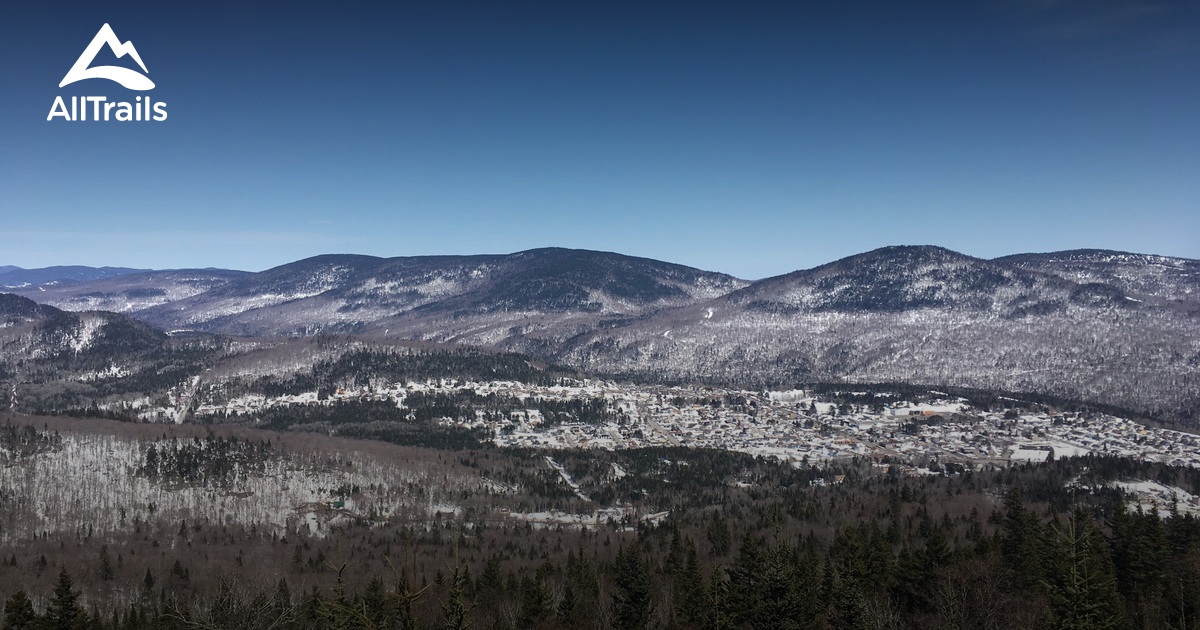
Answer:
[0,0,1197,279]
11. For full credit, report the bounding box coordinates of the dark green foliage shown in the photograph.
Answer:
[46,569,81,630]
[0,424,62,460]
[254,400,488,450]
[518,572,552,629]
[441,564,472,630]
[2,591,35,630]
[1043,508,1124,630]
[253,349,569,396]
[137,434,273,485]
[611,543,652,630]
[6,428,1200,630]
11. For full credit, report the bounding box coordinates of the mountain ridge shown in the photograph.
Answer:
[0,265,153,288]
[5,245,1198,421]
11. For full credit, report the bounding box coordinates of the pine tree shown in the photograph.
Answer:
[1042,508,1124,630]
[1111,503,1167,627]
[518,572,551,629]
[828,572,870,630]
[675,540,710,626]
[756,545,803,630]
[98,546,114,582]
[707,512,732,556]
[1001,485,1044,590]
[273,578,293,622]
[3,591,37,630]
[611,543,653,630]
[476,554,503,594]
[557,581,578,626]
[441,563,473,630]
[707,567,734,630]
[46,569,81,630]
[726,533,763,624]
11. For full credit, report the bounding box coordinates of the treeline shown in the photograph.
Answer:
[249,348,571,397]
[136,434,275,486]
[4,489,1199,629]
[0,424,62,460]
[248,400,490,451]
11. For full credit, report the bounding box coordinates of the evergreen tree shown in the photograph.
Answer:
[726,533,763,625]
[1043,508,1124,630]
[828,572,870,630]
[612,543,653,630]
[273,578,293,623]
[2,591,36,630]
[442,564,473,630]
[1111,504,1168,628]
[707,512,732,557]
[557,581,579,626]
[46,569,81,630]
[1001,485,1045,590]
[98,546,114,582]
[756,545,803,630]
[476,554,503,594]
[707,568,734,630]
[674,540,710,627]
[518,574,551,629]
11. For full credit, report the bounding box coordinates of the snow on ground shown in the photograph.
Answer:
[545,456,591,502]
[68,316,106,353]
[1010,441,1090,462]
[503,507,669,531]
[1110,480,1200,517]
[1043,440,1091,458]
[0,432,485,543]
[1010,446,1052,462]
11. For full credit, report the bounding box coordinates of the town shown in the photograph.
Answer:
[166,377,1200,472]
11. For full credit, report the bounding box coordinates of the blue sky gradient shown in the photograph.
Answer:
[1,0,1197,278]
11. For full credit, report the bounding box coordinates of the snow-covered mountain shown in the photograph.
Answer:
[994,249,1200,307]
[0,293,166,366]
[128,248,748,336]
[0,265,151,288]
[500,247,1199,420]
[7,246,1200,421]
[7,268,248,313]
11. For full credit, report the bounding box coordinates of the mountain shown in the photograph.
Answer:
[8,268,248,314]
[10,245,1200,422]
[0,293,214,416]
[528,246,1199,420]
[0,265,151,288]
[720,245,1096,315]
[0,293,168,374]
[994,249,1200,307]
[0,292,59,322]
[130,248,748,337]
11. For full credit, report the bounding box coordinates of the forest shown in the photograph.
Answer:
[2,415,1199,629]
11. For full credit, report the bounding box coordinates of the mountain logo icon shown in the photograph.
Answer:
[59,24,155,91]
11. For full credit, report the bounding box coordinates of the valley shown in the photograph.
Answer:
[1,246,1199,629]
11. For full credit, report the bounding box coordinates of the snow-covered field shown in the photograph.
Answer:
[1110,480,1200,517]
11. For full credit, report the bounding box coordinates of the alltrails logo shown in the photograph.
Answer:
[48,24,168,122]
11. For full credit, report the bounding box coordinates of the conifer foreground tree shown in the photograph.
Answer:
[2,590,36,630]
[441,564,472,630]
[611,543,652,630]
[1043,508,1124,630]
[47,569,82,630]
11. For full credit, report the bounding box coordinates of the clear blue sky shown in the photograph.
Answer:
[1,0,1197,278]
